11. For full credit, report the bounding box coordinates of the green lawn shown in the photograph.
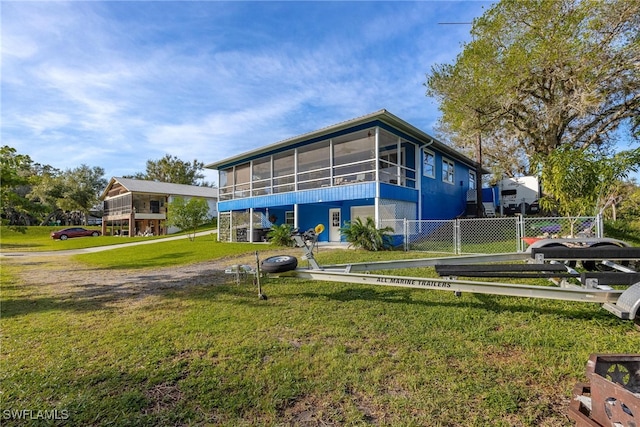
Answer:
[0,225,220,253]
[1,228,639,426]
[0,226,169,252]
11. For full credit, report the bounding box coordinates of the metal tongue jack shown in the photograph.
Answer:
[291,224,325,270]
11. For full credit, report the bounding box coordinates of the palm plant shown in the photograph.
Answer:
[340,217,394,251]
[266,223,294,246]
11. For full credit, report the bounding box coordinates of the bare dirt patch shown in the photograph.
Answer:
[3,249,298,306]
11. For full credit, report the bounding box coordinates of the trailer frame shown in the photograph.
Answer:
[275,229,640,323]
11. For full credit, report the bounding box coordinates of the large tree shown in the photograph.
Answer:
[57,165,107,225]
[1,146,34,228]
[31,165,107,225]
[130,154,208,186]
[2,147,107,226]
[28,165,65,225]
[426,0,640,176]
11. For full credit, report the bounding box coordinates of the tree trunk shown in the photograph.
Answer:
[40,211,57,226]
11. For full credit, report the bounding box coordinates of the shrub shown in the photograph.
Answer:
[267,223,294,246]
[340,217,393,251]
[604,220,640,246]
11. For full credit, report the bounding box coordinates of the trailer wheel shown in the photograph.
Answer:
[542,243,576,268]
[261,255,298,273]
[581,243,627,271]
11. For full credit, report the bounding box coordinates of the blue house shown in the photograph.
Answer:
[206,110,482,243]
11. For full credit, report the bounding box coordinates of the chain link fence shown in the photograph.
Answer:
[381,215,602,254]
[218,211,251,242]
[218,212,231,242]
[218,210,275,242]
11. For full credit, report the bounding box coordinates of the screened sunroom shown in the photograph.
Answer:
[218,126,417,202]
[206,110,479,243]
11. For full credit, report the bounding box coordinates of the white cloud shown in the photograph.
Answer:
[2,1,498,187]
[15,111,71,135]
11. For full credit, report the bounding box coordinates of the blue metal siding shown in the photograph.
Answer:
[265,208,289,226]
[379,184,418,202]
[298,204,332,241]
[483,187,498,206]
[420,153,470,219]
[214,115,478,223]
[300,199,375,242]
[218,182,376,212]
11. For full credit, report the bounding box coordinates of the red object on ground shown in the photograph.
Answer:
[521,237,542,246]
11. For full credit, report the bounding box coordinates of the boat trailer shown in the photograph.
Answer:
[260,227,640,324]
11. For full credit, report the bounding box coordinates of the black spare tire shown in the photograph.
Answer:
[261,255,298,273]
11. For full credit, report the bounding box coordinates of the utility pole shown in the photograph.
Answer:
[476,131,483,217]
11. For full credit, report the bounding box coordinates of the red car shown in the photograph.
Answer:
[51,227,101,240]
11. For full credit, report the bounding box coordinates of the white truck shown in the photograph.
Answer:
[500,176,540,215]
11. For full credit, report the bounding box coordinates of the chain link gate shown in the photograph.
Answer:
[405,219,456,253]
[458,217,519,254]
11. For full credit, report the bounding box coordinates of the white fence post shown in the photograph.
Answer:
[404,218,409,252]
[516,215,525,252]
[597,213,604,238]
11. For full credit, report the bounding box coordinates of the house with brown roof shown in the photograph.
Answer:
[100,177,218,237]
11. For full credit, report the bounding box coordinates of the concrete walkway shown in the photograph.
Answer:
[0,232,349,258]
[0,230,218,258]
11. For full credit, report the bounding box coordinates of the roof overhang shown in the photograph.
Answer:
[205,109,486,173]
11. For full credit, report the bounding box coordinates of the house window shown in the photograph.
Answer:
[285,211,294,226]
[423,149,435,178]
[469,170,477,190]
[332,129,376,185]
[378,131,399,185]
[298,140,331,190]
[351,206,375,223]
[234,163,251,198]
[442,158,455,184]
[252,157,271,196]
[273,150,295,193]
[219,168,234,200]
[377,130,416,188]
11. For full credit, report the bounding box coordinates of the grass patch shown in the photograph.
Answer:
[73,238,259,269]
[2,239,639,426]
[0,225,221,253]
[0,226,189,252]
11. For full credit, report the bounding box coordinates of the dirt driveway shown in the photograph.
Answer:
[2,249,298,304]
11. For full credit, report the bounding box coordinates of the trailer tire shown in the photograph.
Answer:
[541,243,576,268]
[581,243,627,271]
[261,255,298,273]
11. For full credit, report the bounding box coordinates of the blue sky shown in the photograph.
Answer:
[2,1,493,185]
